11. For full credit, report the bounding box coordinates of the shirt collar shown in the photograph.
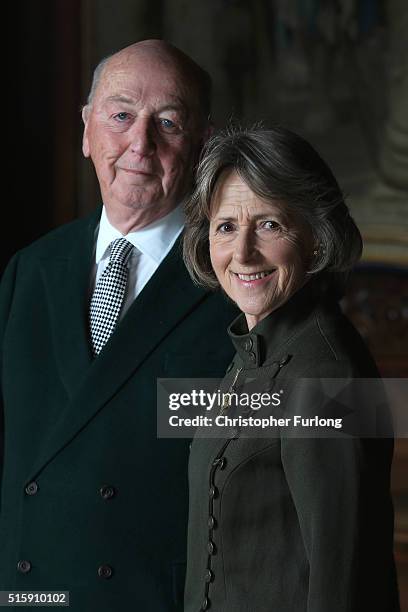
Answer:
[95,205,185,264]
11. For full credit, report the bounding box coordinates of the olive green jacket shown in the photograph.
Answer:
[185,283,399,612]
[0,207,236,612]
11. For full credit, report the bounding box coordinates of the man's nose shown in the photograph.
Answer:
[129,118,156,157]
[232,227,256,264]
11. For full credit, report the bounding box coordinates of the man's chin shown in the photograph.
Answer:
[113,186,164,210]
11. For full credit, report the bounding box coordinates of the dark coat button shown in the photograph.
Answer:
[99,485,116,500]
[205,569,214,583]
[201,596,210,610]
[17,560,31,574]
[207,540,216,555]
[208,515,216,529]
[213,457,226,470]
[25,482,39,496]
[209,486,218,499]
[248,351,256,362]
[98,564,113,579]
[244,338,253,351]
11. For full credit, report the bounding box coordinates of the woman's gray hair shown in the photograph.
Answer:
[183,125,362,296]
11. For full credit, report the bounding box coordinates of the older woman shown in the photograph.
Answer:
[182,126,399,611]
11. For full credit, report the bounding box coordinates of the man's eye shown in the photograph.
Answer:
[158,118,180,132]
[160,118,174,128]
[113,112,131,122]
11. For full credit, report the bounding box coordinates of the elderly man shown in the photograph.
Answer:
[0,40,236,611]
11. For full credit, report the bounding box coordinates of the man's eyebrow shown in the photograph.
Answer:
[103,96,187,115]
[156,103,187,115]
[104,95,136,105]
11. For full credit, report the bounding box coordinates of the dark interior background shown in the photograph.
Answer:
[7,0,408,605]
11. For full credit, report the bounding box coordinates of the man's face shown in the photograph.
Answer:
[82,51,205,227]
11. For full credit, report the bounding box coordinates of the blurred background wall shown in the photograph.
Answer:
[7,0,408,605]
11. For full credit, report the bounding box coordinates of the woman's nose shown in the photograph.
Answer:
[232,227,256,264]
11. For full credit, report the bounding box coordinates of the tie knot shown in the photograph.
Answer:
[109,238,134,265]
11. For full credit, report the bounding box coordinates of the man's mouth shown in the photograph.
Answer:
[120,168,153,175]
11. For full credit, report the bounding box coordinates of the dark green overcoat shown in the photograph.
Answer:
[185,282,399,612]
[0,208,236,611]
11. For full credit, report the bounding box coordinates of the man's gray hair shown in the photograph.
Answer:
[86,55,112,106]
[183,125,363,296]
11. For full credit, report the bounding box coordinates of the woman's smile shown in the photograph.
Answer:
[231,269,276,287]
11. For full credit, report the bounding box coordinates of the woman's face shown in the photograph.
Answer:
[209,170,314,329]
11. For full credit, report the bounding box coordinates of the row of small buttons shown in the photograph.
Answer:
[200,453,228,610]
[17,561,114,579]
[24,482,116,500]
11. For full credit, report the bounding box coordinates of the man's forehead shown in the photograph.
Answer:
[94,62,194,110]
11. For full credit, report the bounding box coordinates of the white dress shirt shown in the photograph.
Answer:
[91,205,184,320]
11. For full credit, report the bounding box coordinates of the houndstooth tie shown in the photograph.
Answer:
[90,238,134,356]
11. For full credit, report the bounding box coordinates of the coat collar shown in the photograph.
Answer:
[227,280,332,368]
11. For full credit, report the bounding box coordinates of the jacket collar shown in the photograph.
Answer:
[228,279,330,368]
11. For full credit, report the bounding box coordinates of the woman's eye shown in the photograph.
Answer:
[217,222,235,233]
[113,112,131,122]
[262,220,281,231]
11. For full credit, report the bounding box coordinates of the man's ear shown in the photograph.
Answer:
[81,105,90,158]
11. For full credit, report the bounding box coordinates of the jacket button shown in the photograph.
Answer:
[207,540,216,555]
[201,596,210,610]
[25,481,39,496]
[98,564,113,579]
[248,351,256,362]
[213,457,226,470]
[209,486,218,499]
[208,515,216,529]
[205,569,214,583]
[244,338,253,351]
[17,560,32,574]
[99,485,116,500]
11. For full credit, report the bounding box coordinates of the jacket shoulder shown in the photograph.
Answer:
[13,209,100,264]
[286,300,379,377]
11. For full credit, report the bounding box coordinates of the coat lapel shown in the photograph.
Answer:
[40,208,99,397]
[30,234,209,479]
[77,238,209,410]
